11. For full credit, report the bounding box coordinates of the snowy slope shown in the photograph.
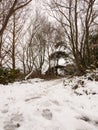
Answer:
[0,77,98,130]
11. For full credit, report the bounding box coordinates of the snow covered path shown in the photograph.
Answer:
[0,77,98,130]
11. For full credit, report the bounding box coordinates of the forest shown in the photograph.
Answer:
[0,0,98,84]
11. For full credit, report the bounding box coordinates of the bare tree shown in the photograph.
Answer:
[0,0,32,36]
[0,0,32,67]
[26,14,47,75]
[5,11,24,70]
[23,11,57,79]
[48,0,98,73]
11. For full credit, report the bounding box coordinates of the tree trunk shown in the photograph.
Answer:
[12,13,16,70]
[0,36,2,67]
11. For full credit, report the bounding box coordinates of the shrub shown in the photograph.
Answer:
[0,68,24,85]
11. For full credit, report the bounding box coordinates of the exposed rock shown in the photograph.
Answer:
[88,76,93,81]
[78,80,84,86]
[95,75,98,81]
[92,92,96,95]
[79,116,91,122]
[16,123,20,128]
[72,85,78,90]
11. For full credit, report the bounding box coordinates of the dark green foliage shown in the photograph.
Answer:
[49,51,69,60]
[0,68,24,85]
[89,34,98,45]
[55,41,66,49]
[64,64,77,75]
[0,68,9,84]
[89,33,98,67]
[45,65,65,76]
[46,50,70,76]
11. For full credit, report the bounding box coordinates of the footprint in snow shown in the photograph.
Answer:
[51,100,60,106]
[42,109,52,120]
[77,115,98,128]
[4,121,20,130]
[3,113,23,130]
[1,104,9,114]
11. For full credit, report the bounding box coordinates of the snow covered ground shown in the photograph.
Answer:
[0,75,98,130]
